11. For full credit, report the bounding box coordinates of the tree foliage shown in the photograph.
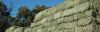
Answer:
[17,6,30,18]
[0,2,12,32]
[0,2,11,17]
[16,5,49,27]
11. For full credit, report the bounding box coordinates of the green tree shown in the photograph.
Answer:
[16,5,50,27]
[0,1,12,32]
[17,6,32,27]
[0,2,12,17]
[17,6,30,19]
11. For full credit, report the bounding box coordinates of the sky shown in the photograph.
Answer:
[2,0,64,17]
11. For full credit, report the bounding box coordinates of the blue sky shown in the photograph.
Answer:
[2,0,64,17]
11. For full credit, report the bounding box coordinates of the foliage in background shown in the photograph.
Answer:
[0,2,12,32]
[16,5,49,27]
